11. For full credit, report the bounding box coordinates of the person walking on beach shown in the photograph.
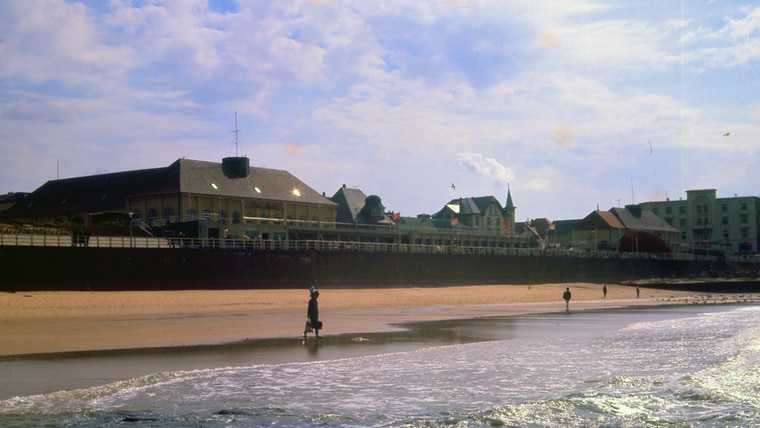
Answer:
[603,284,608,298]
[563,287,572,312]
[636,285,640,298]
[304,290,321,339]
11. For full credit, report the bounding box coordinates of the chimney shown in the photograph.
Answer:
[222,156,250,178]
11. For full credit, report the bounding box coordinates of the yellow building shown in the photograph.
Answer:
[0,157,338,240]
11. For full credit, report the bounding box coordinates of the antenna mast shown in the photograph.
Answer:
[233,111,240,157]
[630,178,635,204]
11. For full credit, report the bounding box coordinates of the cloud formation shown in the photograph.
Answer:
[457,153,515,186]
[1,1,759,220]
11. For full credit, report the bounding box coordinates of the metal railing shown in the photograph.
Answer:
[0,232,728,262]
[0,234,172,248]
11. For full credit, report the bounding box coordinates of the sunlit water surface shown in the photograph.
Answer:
[1,304,759,427]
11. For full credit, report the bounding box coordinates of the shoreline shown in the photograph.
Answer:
[3,282,753,358]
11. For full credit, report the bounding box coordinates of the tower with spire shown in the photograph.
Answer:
[503,183,516,233]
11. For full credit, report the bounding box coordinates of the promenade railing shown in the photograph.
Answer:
[0,232,726,263]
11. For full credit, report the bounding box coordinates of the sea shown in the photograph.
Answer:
[1,303,759,427]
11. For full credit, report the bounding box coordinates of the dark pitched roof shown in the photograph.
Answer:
[177,159,335,205]
[1,164,178,218]
[1,158,335,219]
[329,186,368,223]
[610,207,679,233]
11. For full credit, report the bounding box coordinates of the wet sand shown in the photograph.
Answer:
[0,283,699,356]
[2,283,757,400]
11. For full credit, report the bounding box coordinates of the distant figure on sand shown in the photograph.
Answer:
[603,285,608,298]
[304,290,321,339]
[636,285,640,298]
[563,287,572,312]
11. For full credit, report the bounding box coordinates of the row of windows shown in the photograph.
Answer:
[689,228,752,241]
[667,214,751,228]
[654,201,751,216]
[129,208,330,227]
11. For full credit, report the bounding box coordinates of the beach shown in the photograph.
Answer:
[4,283,760,426]
[1,283,699,356]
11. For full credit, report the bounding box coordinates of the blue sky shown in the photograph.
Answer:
[1,0,758,221]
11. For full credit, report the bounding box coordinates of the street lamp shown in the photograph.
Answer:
[128,211,134,248]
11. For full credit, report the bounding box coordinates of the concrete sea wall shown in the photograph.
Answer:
[0,246,724,291]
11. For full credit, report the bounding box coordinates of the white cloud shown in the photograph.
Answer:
[1,0,758,221]
[456,152,515,186]
[0,1,133,85]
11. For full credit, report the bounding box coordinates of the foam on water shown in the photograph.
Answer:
[2,305,760,427]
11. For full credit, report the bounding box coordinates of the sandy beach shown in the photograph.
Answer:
[0,283,706,357]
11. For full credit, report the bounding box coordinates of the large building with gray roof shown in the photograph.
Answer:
[1,157,338,241]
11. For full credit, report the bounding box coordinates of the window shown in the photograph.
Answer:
[186,208,195,220]
[245,212,254,223]
[260,213,268,224]
[679,206,685,215]
[665,206,672,215]
[722,216,728,225]
[721,203,728,212]
[741,202,747,211]
[164,207,175,223]
[652,207,659,215]
[741,214,748,223]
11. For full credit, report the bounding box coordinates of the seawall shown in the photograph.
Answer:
[0,246,726,291]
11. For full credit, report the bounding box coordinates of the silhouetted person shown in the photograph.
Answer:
[563,287,572,312]
[304,290,321,339]
[603,285,608,298]
[636,285,640,298]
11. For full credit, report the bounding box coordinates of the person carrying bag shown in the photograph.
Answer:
[303,290,322,339]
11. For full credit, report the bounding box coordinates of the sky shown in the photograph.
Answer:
[1,0,759,222]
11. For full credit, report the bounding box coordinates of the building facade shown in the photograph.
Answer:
[639,189,760,254]
[0,157,339,241]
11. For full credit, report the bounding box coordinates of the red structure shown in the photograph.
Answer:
[618,230,672,254]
